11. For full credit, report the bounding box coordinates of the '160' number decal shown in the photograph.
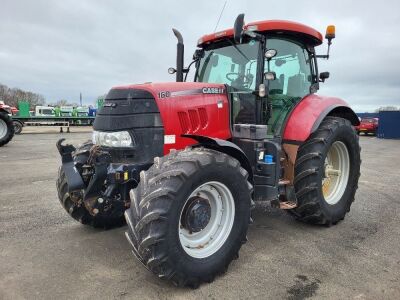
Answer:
[158,91,171,99]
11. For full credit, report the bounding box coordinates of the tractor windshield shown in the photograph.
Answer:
[196,39,260,91]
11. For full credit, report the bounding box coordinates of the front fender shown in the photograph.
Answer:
[282,94,359,143]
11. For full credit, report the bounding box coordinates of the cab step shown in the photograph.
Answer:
[279,201,297,209]
[279,179,290,186]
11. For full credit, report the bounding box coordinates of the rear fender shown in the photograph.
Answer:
[281,95,359,184]
[182,134,253,182]
[283,94,359,143]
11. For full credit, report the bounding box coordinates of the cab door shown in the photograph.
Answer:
[264,37,315,136]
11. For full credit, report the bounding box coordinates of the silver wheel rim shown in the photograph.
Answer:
[0,119,7,139]
[179,181,235,259]
[322,141,350,205]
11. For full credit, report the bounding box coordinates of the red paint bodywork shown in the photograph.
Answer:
[112,82,231,154]
[112,82,352,149]
[0,103,12,115]
[282,94,350,142]
[198,20,323,47]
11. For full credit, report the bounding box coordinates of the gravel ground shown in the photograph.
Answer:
[0,132,399,299]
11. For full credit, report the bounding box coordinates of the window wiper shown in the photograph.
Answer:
[227,39,250,62]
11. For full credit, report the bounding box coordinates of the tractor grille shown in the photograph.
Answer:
[93,88,164,164]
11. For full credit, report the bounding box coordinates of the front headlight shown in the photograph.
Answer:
[92,131,134,147]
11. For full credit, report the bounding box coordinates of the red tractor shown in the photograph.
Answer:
[0,101,15,146]
[56,15,361,287]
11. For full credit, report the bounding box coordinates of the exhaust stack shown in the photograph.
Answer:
[172,28,184,82]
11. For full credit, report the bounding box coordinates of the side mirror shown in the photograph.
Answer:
[264,71,276,81]
[319,71,330,82]
[233,14,245,44]
[193,49,204,60]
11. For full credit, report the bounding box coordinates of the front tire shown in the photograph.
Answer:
[125,148,252,287]
[291,117,361,225]
[0,112,15,146]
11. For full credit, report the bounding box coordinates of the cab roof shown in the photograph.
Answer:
[198,20,323,47]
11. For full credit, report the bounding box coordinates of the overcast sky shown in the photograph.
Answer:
[1,0,399,112]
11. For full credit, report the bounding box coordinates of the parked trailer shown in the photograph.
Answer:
[11,115,95,134]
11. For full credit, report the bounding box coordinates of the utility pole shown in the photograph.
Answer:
[80,92,82,106]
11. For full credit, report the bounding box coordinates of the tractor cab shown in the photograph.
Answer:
[193,17,331,137]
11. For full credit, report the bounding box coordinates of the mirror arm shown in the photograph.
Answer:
[316,37,333,59]
[243,30,265,41]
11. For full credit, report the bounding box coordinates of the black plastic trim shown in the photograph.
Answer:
[311,105,360,133]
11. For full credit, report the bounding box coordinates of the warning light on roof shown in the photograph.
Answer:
[325,25,336,40]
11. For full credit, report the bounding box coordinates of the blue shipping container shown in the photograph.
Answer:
[377,111,400,139]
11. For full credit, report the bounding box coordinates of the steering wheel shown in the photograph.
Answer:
[226,73,254,88]
[225,72,240,82]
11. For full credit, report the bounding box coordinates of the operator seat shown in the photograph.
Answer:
[269,74,284,95]
[287,74,305,97]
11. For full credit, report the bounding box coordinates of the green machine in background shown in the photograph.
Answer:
[54,107,61,117]
[97,97,104,109]
[17,101,30,117]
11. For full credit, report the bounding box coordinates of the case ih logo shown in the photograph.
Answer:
[202,87,225,94]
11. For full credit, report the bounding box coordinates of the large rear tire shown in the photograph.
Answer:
[125,148,252,287]
[291,117,361,225]
[56,141,125,228]
[0,111,15,147]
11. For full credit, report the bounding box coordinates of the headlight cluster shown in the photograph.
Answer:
[92,131,134,148]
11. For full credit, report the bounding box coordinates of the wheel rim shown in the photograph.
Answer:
[179,181,235,259]
[322,141,350,205]
[0,119,7,139]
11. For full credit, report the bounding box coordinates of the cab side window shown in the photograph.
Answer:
[265,38,312,98]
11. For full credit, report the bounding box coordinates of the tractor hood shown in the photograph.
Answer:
[94,81,231,155]
[111,82,227,100]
